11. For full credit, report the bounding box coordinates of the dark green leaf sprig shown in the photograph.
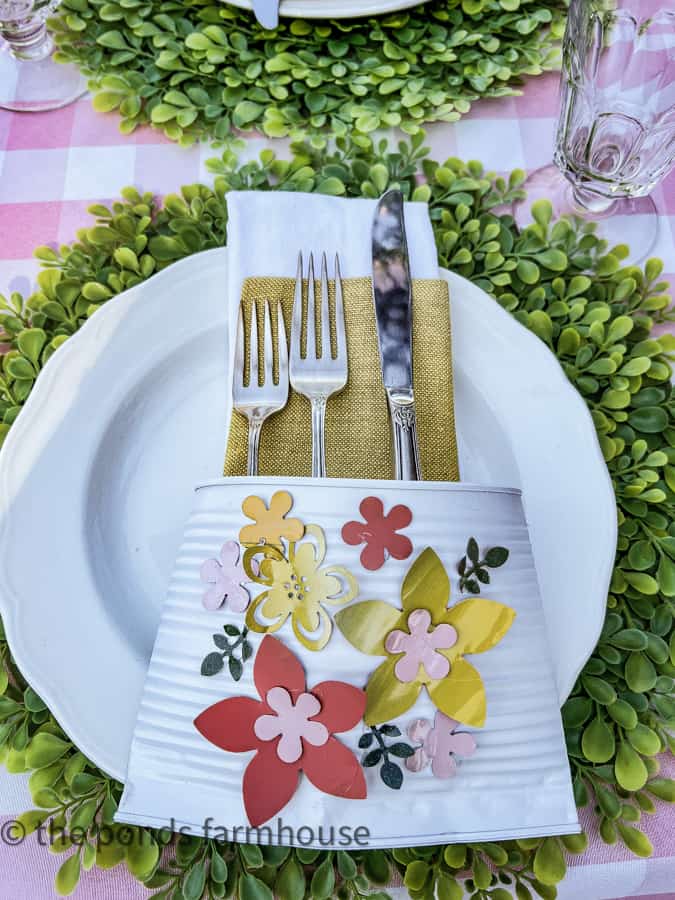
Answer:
[48,0,565,146]
[458,537,510,594]
[0,132,674,897]
[359,725,414,790]
[201,624,252,679]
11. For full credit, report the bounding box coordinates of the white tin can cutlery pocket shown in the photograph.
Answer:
[116,477,579,848]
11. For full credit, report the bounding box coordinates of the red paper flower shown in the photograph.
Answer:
[194,636,367,826]
[341,497,413,570]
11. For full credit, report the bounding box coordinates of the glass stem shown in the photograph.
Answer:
[1,16,53,62]
[571,184,617,217]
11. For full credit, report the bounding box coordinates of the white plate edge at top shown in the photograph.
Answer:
[0,248,616,780]
[222,0,429,20]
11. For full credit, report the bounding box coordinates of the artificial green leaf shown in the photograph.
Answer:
[55,853,81,896]
[533,837,566,886]
[615,741,648,791]
[239,873,274,900]
[581,718,615,763]
[26,733,70,769]
[276,856,305,900]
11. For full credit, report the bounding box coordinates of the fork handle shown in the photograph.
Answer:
[247,420,263,476]
[311,398,327,478]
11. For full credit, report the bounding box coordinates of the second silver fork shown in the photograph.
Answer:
[290,252,348,478]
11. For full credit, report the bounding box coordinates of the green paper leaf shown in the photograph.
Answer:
[388,742,414,758]
[362,748,382,767]
[485,546,509,567]
[201,653,224,676]
[380,760,403,790]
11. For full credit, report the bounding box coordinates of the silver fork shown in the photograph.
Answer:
[233,299,288,476]
[290,252,348,478]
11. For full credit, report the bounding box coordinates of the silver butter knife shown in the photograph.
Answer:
[253,0,279,30]
[371,189,422,481]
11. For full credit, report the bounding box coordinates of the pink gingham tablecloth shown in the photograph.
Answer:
[0,71,674,900]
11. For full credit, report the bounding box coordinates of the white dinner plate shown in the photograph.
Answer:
[0,249,616,782]
[223,0,427,20]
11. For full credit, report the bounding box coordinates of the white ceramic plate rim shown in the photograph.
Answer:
[0,248,616,780]
[223,0,428,20]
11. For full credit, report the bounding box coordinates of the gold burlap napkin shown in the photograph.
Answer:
[223,276,459,481]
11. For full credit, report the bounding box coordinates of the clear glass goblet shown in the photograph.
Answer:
[0,0,86,111]
[514,0,675,262]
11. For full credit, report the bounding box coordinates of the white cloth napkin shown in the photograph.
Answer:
[225,190,440,303]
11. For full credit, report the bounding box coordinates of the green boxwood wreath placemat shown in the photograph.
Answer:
[0,133,674,899]
[50,0,565,145]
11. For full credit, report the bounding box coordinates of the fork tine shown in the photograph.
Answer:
[306,252,316,361]
[320,251,330,360]
[263,299,274,386]
[276,300,288,392]
[291,251,303,370]
[334,253,346,364]
[248,304,259,387]
[235,305,245,390]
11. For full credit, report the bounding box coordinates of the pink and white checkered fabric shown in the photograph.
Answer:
[0,70,674,900]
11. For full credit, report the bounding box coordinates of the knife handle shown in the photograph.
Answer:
[388,395,422,481]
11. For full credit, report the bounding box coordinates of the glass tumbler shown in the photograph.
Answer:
[0,0,86,111]
[515,0,675,261]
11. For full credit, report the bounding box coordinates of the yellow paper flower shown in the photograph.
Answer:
[243,525,357,651]
[239,491,305,548]
[335,548,515,727]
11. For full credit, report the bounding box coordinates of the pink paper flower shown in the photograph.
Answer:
[341,497,413,571]
[384,609,457,683]
[254,687,329,763]
[200,541,251,612]
[405,711,476,778]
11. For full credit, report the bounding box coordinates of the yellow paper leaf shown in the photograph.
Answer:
[335,601,402,656]
[445,599,515,656]
[400,548,450,619]
[428,657,486,727]
[364,656,421,725]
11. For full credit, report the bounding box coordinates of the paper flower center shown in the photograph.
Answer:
[254,687,329,763]
[385,608,457,683]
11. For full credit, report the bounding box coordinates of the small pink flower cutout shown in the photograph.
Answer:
[254,687,329,763]
[341,497,413,571]
[385,609,457,683]
[200,541,252,612]
[406,711,477,778]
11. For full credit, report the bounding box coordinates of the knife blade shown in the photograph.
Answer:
[371,189,422,481]
[252,0,279,30]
